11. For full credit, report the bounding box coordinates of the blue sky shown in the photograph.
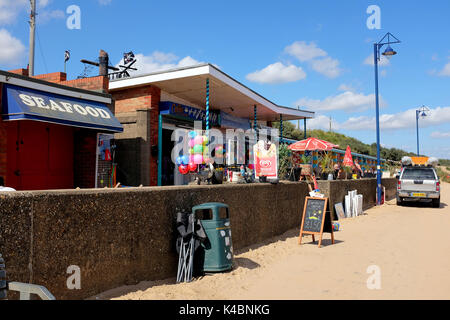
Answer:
[1,0,450,158]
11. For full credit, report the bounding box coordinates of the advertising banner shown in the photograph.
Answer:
[253,140,278,178]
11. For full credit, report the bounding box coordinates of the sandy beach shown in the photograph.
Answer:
[95,183,450,300]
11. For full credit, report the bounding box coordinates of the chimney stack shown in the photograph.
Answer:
[98,50,109,76]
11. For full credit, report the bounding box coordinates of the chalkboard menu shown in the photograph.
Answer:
[303,198,326,233]
[298,197,335,248]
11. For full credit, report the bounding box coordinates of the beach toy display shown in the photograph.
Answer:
[188,162,197,172]
[188,131,209,165]
[176,153,191,175]
[333,222,340,231]
[178,164,189,175]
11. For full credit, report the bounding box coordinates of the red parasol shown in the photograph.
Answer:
[288,137,339,152]
[343,145,354,167]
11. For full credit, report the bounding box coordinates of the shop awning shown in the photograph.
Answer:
[1,84,123,133]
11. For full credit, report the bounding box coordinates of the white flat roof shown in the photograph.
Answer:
[109,64,314,122]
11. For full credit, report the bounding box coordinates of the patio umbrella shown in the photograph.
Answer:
[343,145,354,167]
[288,137,339,151]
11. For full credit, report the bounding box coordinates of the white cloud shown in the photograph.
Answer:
[37,9,65,24]
[339,106,450,131]
[296,90,383,112]
[338,84,355,92]
[284,41,327,62]
[0,0,28,25]
[0,0,61,25]
[284,41,341,78]
[310,57,341,79]
[306,114,340,131]
[364,54,390,67]
[431,132,450,139]
[437,62,450,77]
[98,0,112,5]
[116,51,203,76]
[246,62,306,84]
[38,0,51,8]
[0,28,26,66]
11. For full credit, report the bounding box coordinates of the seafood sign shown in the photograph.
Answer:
[253,141,278,178]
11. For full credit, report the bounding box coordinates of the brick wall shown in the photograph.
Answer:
[60,76,109,93]
[74,130,97,188]
[7,69,29,76]
[33,72,67,83]
[7,67,108,94]
[112,85,161,186]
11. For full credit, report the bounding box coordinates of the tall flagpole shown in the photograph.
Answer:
[29,0,36,76]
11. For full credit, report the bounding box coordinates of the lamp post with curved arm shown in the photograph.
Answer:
[416,106,430,156]
[373,32,401,205]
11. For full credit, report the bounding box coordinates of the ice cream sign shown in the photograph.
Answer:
[253,140,278,178]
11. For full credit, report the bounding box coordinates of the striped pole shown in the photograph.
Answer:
[158,114,163,186]
[254,105,258,141]
[206,78,210,132]
[205,78,210,163]
[279,114,283,143]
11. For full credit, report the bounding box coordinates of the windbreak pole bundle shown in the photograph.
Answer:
[175,212,207,283]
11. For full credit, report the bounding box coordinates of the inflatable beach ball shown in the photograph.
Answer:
[188,162,197,172]
[188,131,197,139]
[193,154,203,164]
[193,144,203,154]
[182,155,190,165]
[178,164,189,175]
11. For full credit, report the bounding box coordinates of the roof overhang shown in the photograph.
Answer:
[109,64,314,122]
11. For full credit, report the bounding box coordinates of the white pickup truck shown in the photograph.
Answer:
[397,166,440,207]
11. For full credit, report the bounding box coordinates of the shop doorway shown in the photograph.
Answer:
[161,128,175,186]
[6,121,74,190]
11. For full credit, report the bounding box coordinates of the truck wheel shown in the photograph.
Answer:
[432,198,440,208]
[396,196,403,206]
[0,253,6,300]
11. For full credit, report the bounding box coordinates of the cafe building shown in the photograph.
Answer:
[0,70,123,191]
[109,63,315,186]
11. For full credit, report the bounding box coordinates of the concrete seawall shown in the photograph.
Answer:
[0,178,396,299]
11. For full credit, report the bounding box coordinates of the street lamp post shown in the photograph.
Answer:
[416,106,430,156]
[373,32,401,205]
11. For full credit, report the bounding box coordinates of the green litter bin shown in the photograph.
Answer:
[193,203,233,272]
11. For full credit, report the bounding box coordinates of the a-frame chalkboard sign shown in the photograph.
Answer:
[298,197,335,248]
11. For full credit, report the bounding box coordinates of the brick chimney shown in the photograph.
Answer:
[99,50,109,76]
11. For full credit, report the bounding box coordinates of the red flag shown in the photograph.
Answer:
[343,146,354,167]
